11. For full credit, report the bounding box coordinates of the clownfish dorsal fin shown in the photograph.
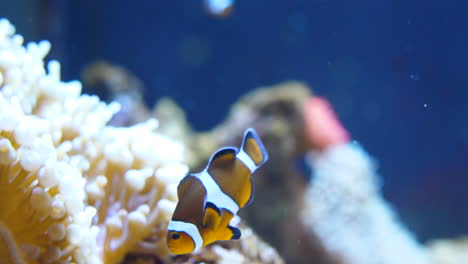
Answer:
[207,147,238,170]
[236,128,268,207]
[203,202,221,229]
[240,128,269,167]
[177,174,196,199]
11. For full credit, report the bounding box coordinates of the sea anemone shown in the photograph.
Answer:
[0,18,186,263]
[0,18,101,263]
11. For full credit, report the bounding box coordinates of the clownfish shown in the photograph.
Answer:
[167,128,268,255]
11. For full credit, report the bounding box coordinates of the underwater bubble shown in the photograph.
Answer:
[204,0,234,17]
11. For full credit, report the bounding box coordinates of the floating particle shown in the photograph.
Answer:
[424,104,428,107]
[410,73,419,80]
[204,0,234,17]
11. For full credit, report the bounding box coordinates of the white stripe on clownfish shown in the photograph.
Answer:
[194,169,240,215]
[168,220,204,251]
[236,150,257,173]
[195,146,262,215]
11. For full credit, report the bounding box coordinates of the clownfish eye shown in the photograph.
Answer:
[172,233,180,240]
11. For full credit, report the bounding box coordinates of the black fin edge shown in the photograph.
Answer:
[241,128,269,166]
[205,201,221,216]
[207,147,238,167]
[228,226,241,240]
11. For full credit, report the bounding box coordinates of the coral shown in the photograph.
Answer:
[428,237,468,264]
[300,97,429,263]
[301,143,429,264]
[303,96,349,150]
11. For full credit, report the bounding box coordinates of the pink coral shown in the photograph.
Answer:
[303,96,350,150]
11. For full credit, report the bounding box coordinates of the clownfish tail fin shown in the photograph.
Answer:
[228,225,241,240]
[239,128,269,169]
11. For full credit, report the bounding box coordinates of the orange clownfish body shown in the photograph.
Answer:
[167,128,268,255]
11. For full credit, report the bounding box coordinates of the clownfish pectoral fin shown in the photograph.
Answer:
[218,210,234,230]
[208,147,238,169]
[203,202,221,229]
[228,225,241,240]
[177,174,197,199]
[240,128,269,168]
[215,225,242,241]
